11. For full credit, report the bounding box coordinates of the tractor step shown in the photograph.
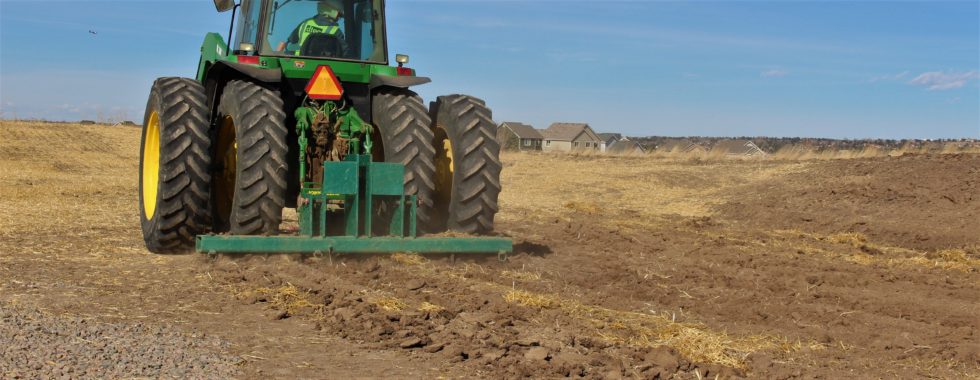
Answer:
[196,235,512,256]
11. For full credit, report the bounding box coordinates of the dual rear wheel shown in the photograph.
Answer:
[371,90,502,235]
[429,95,502,234]
[139,79,500,253]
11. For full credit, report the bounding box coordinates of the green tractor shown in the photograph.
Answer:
[138,0,509,256]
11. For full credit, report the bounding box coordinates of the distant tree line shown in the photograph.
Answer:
[630,136,980,152]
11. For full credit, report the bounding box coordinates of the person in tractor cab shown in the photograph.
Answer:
[275,0,349,57]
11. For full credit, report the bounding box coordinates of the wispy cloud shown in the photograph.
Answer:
[869,71,909,83]
[908,70,979,91]
[761,69,787,78]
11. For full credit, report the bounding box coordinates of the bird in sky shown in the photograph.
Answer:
[88,30,97,35]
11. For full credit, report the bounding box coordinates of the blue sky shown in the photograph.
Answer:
[1,1,977,139]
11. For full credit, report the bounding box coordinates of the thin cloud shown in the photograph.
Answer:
[869,71,909,83]
[761,69,787,78]
[908,70,979,91]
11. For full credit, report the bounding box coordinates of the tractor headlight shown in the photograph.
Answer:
[239,43,255,53]
[395,54,409,64]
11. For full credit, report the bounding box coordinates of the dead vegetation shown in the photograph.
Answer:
[1,121,977,378]
[502,289,818,369]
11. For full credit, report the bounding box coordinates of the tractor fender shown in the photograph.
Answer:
[369,74,431,90]
[208,61,282,83]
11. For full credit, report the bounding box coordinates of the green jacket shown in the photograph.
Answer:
[287,15,348,56]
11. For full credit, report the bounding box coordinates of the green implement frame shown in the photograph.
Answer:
[196,154,512,257]
[196,236,512,257]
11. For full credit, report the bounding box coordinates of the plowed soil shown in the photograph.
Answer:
[1,120,977,379]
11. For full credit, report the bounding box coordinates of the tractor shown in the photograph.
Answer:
[138,0,510,257]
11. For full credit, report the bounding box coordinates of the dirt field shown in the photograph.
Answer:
[1,120,977,379]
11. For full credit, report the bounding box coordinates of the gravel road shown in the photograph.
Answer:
[0,305,241,379]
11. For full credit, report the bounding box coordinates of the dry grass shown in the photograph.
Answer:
[0,121,152,278]
[500,269,542,282]
[503,289,560,308]
[389,252,427,266]
[0,121,141,243]
[770,230,980,272]
[828,232,869,247]
[243,283,321,315]
[498,151,810,228]
[417,302,445,313]
[372,295,407,311]
[502,289,812,369]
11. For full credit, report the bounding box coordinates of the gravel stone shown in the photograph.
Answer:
[0,305,240,379]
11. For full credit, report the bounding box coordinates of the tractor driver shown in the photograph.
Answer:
[275,0,349,57]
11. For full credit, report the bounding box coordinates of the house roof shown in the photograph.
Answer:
[657,139,705,153]
[596,133,622,142]
[499,122,542,139]
[711,139,767,156]
[542,123,599,141]
[607,140,646,154]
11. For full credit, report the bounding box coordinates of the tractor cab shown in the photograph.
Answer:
[219,0,386,63]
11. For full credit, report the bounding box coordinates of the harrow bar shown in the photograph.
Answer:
[196,235,512,256]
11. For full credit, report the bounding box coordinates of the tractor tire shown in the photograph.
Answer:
[213,80,288,235]
[139,77,212,253]
[371,88,438,232]
[429,94,502,234]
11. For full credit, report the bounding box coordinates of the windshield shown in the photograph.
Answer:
[262,0,385,63]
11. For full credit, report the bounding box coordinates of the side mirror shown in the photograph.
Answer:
[214,0,235,12]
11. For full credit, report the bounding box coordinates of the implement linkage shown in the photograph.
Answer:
[295,98,374,186]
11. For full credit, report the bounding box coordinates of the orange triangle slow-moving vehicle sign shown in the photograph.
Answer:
[305,65,344,100]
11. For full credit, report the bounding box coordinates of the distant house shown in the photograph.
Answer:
[541,123,603,152]
[711,139,768,157]
[596,133,622,152]
[657,139,707,154]
[497,122,543,151]
[607,138,646,155]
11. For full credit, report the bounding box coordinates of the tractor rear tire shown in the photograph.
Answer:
[213,80,288,235]
[372,88,438,233]
[139,77,212,253]
[429,95,502,234]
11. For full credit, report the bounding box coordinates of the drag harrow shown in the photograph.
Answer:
[196,153,512,258]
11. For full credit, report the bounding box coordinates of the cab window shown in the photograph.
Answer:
[262,0,385,63]
[234,1,262,52]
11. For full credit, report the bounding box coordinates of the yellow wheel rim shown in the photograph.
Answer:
[433,128,454,204]
[142,111,161,219]
[214,116,238,225]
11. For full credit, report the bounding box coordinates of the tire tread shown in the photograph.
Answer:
[140,77,212,253]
